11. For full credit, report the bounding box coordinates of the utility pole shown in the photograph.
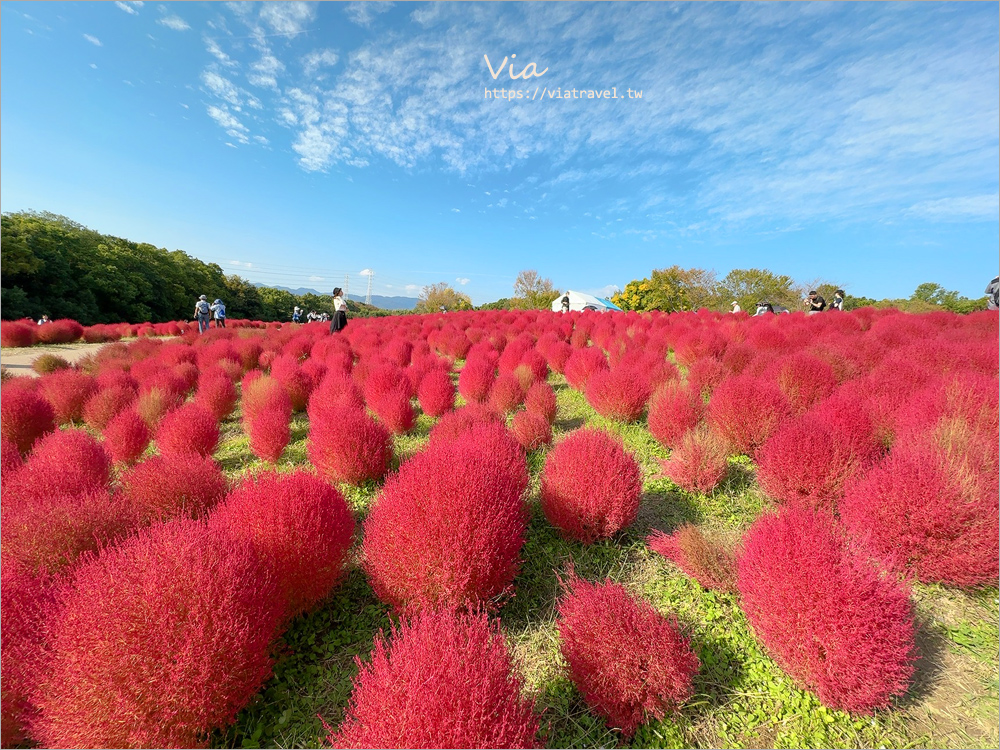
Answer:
[365,271,373,306]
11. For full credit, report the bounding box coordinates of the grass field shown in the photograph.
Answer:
[208,373,1000,750]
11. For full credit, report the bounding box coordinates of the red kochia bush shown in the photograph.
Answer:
[30,519,284,749]
[772,353,838,415]
[363,423,529,612]
[37,369,97,424]
[5,427,111,500]
[648,524,737,593]
[120,453,228,524]
[1,564,57,747]
[557,577,698,737]
[540,429,642,543]
[458,358,496,403]
[308,406,394,485]
[585,366,652,422]
[102,408,152,465]
[647,381,704,449]
[212,470,355,619]
[35,319,84,345]
[428,402,503,443]
[155,403,220,458]
[416,367,455,417]
[488,372,526,415]
[756,396,882,510]
[708,374,791,455]
[0,320,37,348]
[196,373,238,421]
[840,445,999,587]
[241,374,293,423]
[1,387,56,454]
[737,507,916,713]
[369,387,416,434]
[247,407,291,463]
[659,426,729,494]
[82,385,135,431]
[330,609,539,749]
[563,346,609,391]
[510,409,553,451]
[524,381,557,424]
[1,435,22,477]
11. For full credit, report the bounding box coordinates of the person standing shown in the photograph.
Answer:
[730,300,741,313]
[986,276,999,310]
[806,290,826,314]
[210,299,227,328]
[560,292,571,313]
[292,306,302,323]
[194,295,211,334]
[830,290,846,311]
[37,314,51,325]
[330,287,348,333]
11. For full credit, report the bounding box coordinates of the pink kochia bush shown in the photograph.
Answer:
[556,577,699,737]
[416,367,455,417]
[756,395,882,510]
[102,408,152,465]
[658,425,729,494]
[648,524,737,593]
[363,423,529,612]
[1,387,56,455]
[308,405,394,485]
[708,374,791,455]
[37,369,97,425]
[737,507,916,713]
[30,519,284,749]
[510,409,553,451]
[155,403,220,458]
[4,427,111,500]
[247,407,291,463]
[647,381,704,450]
[212,470,356,619]
[1,563,57,747]
[584,366,652,422]
[524,381,557,424]
[540,429,642,543]
[120,453,228,524]
[840,445,999,587]
[329,609,539,749]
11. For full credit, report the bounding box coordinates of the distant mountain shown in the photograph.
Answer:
[252,283,418,310]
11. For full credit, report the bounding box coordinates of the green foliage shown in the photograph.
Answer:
[415,282,473,313]
[477,298,516,311]
[512,270,560,310]
[612,266,718,313]
[911,283,987,313]
[719,268,801,313]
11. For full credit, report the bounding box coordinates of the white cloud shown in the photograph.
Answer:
[204,37,234,66]
[83,34,102,46]
[451,208,460,213]
[302,48,339,76]
[253,134,270,146]
[344,2,394,28]
[456,277,470,285]
[248,53,284,89]
[260,1,317,35]
[308,275,325,282]
[201,70,241,106]
[206,104,250,143]
[230,260,253,268]
[89,63,98,69]
[405,284,419,292]
[180,102,189,108]
[905,194,999,222]
[358,268,374,276]
[115,2,139,15]
[158,15,190,32]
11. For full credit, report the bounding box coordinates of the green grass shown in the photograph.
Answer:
[214,373,999,749]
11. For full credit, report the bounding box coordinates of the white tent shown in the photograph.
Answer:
[551,290,623,313]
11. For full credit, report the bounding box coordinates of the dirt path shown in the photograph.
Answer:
[0,342,111,378]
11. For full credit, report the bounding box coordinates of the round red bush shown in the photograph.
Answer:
[458,358,495,404]
[647,381,704,449]
[196,373,238,421]
[30,519,284,749]
[1,563,57,747]
[708,374,791,455]
[428,402,503,443]
[416,367,455,417]
[510,409,553,451]
[247,408,291,463]
[82,385,135,431]
[1,434,22,477]
[35,319,84,345]
[0,320,37,348]
[540,428,642,543]
[120,453,228,524]
[647,524,736,593]
[102,407,151,465]
[212,470,355,619]
[330,609,539,749]
[36,369,97,425]
[369,387,416,434]
[658,425,729,494]
[524,381,557,424]
[363,423,528,612]
[488,372,526,415]
[6,427,111,501]
[772,353,838,415]
[155,403,220,458]
[557,577,698,737]
[1,387,56,455]
[308,405,394,485]
[241,375,292,423]
[840,445,998,587]
[563,346,609,391]
[737,506,916,713]
[585,366,652,422]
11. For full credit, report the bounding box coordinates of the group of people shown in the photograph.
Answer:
[193,295,226,334]
[731,289,846,317]
[291,288,349,333]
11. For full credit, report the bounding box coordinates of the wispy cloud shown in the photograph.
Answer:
[260,2,317,35]
[344,2,394,28]
[450,208,461,213]
[456,277,470,285]
[308,275,325,282]
[83,33,102,47]
[302,49,339,76]
[358,268,374,276]
[905,194,999,222]
[158,15,190,32]
[115,1,142,16]
[230,260,253,268]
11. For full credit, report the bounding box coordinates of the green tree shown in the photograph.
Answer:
[415,282,473,313]
[719,268,800,313]
[512,270,559,310]
[612,266,718,312]
[258,287,298,321]
[222,275,265,320]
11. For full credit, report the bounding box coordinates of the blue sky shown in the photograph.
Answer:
[2,1,997,304]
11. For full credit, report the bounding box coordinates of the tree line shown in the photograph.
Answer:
[0,212,384,325]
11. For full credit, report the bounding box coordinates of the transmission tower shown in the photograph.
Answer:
[365,271,373,306]
[344,274,349,301]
